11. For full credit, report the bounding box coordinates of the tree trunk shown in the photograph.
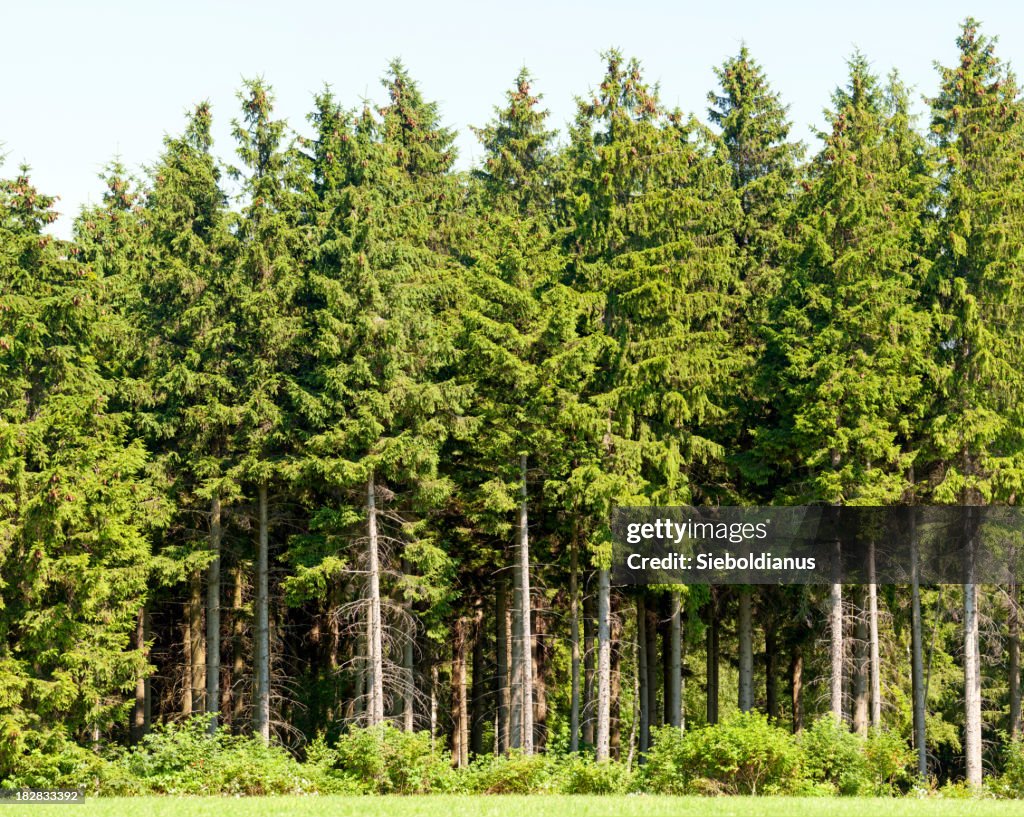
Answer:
[791,644,803,734]
[510,556,523,749]
[569,524,581,753]
[868,540,881,730]
[206,495,222,733]
[738,588,753,713]
[637,595,649,758]
[496,574,509,753]
[452,619,468,768]
[853,590,869,736]
[366,474,384,726]
[910,514,927,777]
[132,605,147,743]
[254,484,271,742]
[231,565,246,728]
[430,660,438,751]
[143,610,152,732]
[188,570,205,715]
[471,602,486,756]
[596,567,611,761]
[583,585,595,746]
[965,577,982,786]
[518,454,534,753]
[830,577,844,723]
[668,594,681,728]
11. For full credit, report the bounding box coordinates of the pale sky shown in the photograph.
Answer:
[3,1,1023,237]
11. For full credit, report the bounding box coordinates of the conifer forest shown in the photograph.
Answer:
[5,16,1024,797]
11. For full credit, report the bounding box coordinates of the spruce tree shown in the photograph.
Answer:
[0,166,157,764]
[708,47,803,714]
[927,18,1024,786]
[563,51,742,758]
[231,79,305,741]
[290,64,464,731]
[455,68,566,752]
[767,55,932,725]
[138,103,239,730]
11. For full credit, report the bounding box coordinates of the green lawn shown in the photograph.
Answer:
[27,796,1022,817]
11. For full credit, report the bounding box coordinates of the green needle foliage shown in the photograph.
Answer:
[927,18,1024,504]
[0,166,156,754]
[766,56,933,505]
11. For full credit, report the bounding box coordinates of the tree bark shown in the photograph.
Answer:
[518,454,534,753]
[430,659,438,751]
[583,585,595,746]
[965,541,982,788]
[853,590,869,736]
[206,495,222,733]
[143,609,152,732]
[868,540,881,729]
[965,577,982,787]
[452,618,468,768]
[254,483,271,741]
[738,588,753,713]
[830,575,844,723]
[496,573,509,753]
[596,567,611,761]
[366,474,384,726]
[569,524,581,753]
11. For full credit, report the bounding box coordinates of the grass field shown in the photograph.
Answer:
[26,796,1023,817]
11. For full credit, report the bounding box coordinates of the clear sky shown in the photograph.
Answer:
[3,1,1023,237]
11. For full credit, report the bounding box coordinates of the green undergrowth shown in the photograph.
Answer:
[4,713,1023,799]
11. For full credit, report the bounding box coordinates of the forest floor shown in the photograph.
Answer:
[27,795,1022,817]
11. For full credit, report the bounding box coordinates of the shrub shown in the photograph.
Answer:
[115,715,316,795]
[989,739,1024,798]
[645,713,802,795]
[330,724,455,794]
[556,755,634,794]
[863,728,915,794]
[465,750,553,794]
[800,715,870,795]
[1,728,114,793]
